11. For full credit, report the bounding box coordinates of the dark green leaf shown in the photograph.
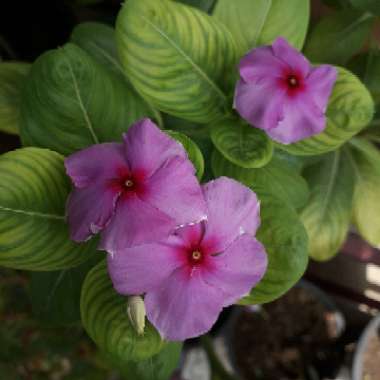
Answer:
[240,190,309,304]
[348,50,380,107]
[213,0,310,57]
[81,260,165,362]
[350,0,380,15]
[167,131,205,180]
[116,0,237,123]
[0,148,96,270]
[211,118,273,169]
[212,150,310,210]
[300,150,355,261]
[30,254,103,326]
[304,10,374,65]
[20,43,153,156]
[0,62,30,135]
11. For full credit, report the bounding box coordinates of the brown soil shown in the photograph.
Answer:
[232,286,341,380]
[362,326,380,380]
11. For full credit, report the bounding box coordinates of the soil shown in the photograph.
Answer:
[362,326,380,380]
[232,286,343,380]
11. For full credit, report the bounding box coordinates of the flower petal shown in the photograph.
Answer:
[99,194,176,253]
[145,268,226,341]
[123,118,187,177]
[204,234,267,306]
[65,143,127,189]
[267,95,326,144]
[201,177,260,252]
[272,37,310,77]
[306,65,338,112]
[239,45,287,84]
[234,79,286,131]
[141,157,207,227]
[107,237,185,295]
[66,186,119,242]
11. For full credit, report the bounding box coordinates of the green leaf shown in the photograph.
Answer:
[176,0,216,13]
[167,131,205,180]
[304,10,374,65]
[115,0,237,123]
[210,118,273,169]
[19,43,153,156]
[0,148,96,270]
[348,138,380,247]
[211,150,310,210]
[117,343,182,380]
[30,254,103,327]
[300,150,355,261]
[348,50,380,107]
[81,260,165,362]
[281,67,374,155]
[70,22,162,126]
[350,0,380,16]
[213,0,310,57]
[240,190,309,304]
[0,62,30,135]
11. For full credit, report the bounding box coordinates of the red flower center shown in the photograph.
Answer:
[188,249,204,266]
[108,167,147,198]
[279,70,305,97]
[124,178,135,190]
[287,74,299,88]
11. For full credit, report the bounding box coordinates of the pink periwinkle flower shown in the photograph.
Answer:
[65,118,207,253]
[234,37,337,144]
[108,177,268,341]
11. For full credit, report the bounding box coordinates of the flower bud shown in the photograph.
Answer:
[127,296,146,336]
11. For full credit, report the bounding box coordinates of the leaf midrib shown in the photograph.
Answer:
[0,205,65,220]
[139,14,227,103]
[63,52,100,145]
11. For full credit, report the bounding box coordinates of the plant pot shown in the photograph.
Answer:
[352,313,380,380]
[213,280,346,380]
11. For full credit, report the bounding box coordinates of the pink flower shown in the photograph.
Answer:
[108,177,268,341]
[65,118,207,253]
[234,37,337,144]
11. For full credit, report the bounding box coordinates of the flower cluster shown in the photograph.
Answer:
[65,38,336,341]
[65,118,267,341]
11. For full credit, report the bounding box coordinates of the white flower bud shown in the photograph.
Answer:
[126,296,146,336]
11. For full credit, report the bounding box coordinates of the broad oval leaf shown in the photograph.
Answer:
[211,118,273,169]
[70,22,162,126]
[81,260,165,362]
[300,150,355,261]
[19,43,153,156]
[213,0,310,57]
[0,62,30,135]
[281,67,374,155]
[212,150,309,210]
[116,0,237,123]
[0,148,96,270]
[304,10,374,65]
[240,190,309,304]
[349,138,380,247]
[167,131,205,180]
